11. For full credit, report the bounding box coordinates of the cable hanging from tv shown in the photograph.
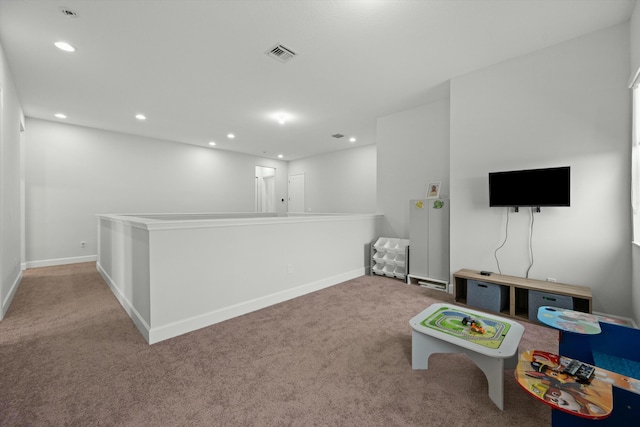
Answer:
[494,208,510,274]
[526,207,535,279]
[493,206,537,278]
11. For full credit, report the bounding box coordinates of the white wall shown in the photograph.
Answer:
[24,118,288,266]
[630,1,640,324]
[376,98,450,238]
[98,213,381,343]
[288,144,376,213]
[450,23,632,316]
[0,41,24,319]
[631,0,640,78]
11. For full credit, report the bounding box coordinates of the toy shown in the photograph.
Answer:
[461,316,485,334]
[528,360,594,386]
[516,351,612,419]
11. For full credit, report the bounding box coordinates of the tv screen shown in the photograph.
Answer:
[489,166,570,207]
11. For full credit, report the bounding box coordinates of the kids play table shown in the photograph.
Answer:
[515,350,613,419]
[522,306,640,425]
[409,303,524,410]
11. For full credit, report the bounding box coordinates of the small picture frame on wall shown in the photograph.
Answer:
[426,182,441,199]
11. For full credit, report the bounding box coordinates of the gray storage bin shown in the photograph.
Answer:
[528,290,573,322]
[466,280,509,313]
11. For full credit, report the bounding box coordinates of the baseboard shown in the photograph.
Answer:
[148,268,366,344]
[96,262,151,342]
[1,270,23,320]
[25,255,97,269]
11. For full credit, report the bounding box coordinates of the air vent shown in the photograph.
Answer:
[266,43,297,63]
[331,134,345,139]
[59,7,79,18]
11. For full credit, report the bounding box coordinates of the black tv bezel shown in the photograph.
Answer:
[488,166,570,208]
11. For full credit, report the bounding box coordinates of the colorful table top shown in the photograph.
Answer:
[409,303,524,358]
[515,350,613,419]
[537,306,601,335]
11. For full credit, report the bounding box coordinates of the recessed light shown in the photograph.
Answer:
[349,137,356,143]
[227,133,235,139]
[54,41,75,52]
[269,111,293,125]
[209,141,216,146]
[278,154,284,158]
[135,114,146,120]
[54,113,67,119]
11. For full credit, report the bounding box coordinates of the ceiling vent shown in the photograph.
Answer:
[331,134,345,139]
[266,43,297,63]
[59,7,79,18]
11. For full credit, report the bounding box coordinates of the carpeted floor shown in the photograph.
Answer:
[0,262,557,426]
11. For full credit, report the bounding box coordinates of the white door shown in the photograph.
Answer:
[255,166,276,213]
[288,173,305,212]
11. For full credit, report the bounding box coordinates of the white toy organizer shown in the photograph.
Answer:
[371,237,410,280]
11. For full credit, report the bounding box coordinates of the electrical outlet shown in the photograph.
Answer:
[80,241,86,248]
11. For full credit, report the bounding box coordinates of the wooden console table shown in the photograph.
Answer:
[453,269,592,322]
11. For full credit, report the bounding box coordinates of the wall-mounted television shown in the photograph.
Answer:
[489,166,570,207]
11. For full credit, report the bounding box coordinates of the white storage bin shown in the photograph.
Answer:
[373,251,385,261]
[373,237,388,251]
[395,266,406,277]
[372,263,385,275]
[395,254,406,267]
[392,239,410,253]
[382,253,396,264]
[383,238,399,251]
[382,264,396,277]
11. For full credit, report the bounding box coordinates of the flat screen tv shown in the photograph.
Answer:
[489,166,570,207]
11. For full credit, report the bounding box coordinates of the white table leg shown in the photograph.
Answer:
[412,330,462,369]
[503,347,520,370]
[466,351,505,410]
[411,330,510,410]
[412,330,433,369]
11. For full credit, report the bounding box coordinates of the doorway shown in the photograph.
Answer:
[288,173,305,212]
[255,166,276,213]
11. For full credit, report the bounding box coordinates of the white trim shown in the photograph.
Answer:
[25,255,97,269]
[1,271,22,319]
[630,65,640,89]
[96,262,150,342]
[97,212,381,231]
[147,267,365,344]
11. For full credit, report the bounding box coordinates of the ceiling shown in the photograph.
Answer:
[0,0,635,160]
